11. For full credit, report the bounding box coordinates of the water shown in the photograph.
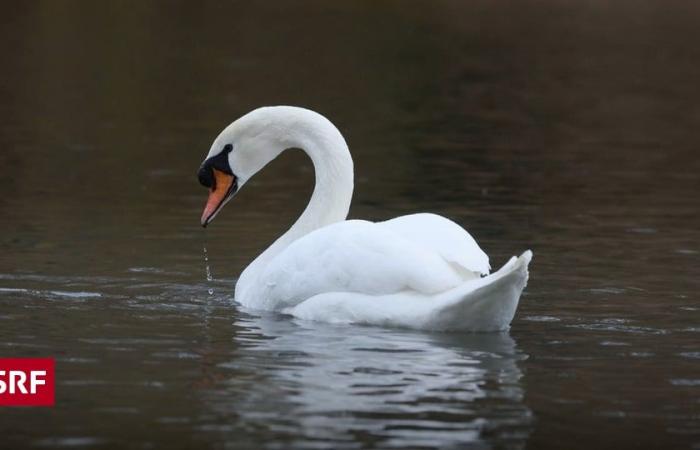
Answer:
[1,1,699,449]
[203,245,214,295]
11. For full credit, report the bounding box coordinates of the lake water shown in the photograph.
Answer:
[1,1,699,449]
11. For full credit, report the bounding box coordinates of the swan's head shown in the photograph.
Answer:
[197,107,291,226]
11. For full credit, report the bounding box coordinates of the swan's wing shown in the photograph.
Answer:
[254,220,465,310]
[289,251,531,332]
[379,213,490,276]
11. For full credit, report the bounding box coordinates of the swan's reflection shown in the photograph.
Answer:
[210,311,532,449]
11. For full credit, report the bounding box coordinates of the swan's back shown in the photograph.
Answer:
[379,213,490,277]
[242,218,471,310]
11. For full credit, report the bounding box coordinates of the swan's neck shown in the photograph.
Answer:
[248,116,354,270]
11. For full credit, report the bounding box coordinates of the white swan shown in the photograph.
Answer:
[198,106,532,332]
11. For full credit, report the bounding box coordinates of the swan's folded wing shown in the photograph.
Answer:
[289,250,531,331]
[255,220,465,309]
[379,213,490,276]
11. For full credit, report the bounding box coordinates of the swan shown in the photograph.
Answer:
[198,106,532,332]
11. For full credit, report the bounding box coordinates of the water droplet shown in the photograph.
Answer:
[203,245,213,295]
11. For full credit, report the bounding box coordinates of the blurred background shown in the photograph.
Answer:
[1,1,699,449]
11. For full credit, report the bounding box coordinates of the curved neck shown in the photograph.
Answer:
[252,115,354,267]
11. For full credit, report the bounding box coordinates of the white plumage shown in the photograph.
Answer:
[200,106,532,332]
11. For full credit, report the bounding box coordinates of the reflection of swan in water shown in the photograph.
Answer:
[212,311,533,448]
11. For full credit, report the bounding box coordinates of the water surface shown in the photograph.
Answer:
[1,1,699,449]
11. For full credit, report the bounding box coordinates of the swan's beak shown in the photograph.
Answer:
[200,169,237,227]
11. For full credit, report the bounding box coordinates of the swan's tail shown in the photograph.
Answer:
[423,250,532,331]
[288,251,532,332]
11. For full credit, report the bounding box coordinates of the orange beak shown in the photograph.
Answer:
[201,168,237,227]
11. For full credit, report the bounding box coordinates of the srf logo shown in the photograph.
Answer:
[0,358,55,406]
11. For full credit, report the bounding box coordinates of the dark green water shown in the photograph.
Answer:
[1,1,699,449]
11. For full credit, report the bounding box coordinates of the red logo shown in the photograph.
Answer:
[0,358,55,406]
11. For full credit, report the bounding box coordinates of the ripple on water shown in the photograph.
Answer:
[569,322,669,335]
[0,287,103,299]
[352,347,426,353]
[127,266,164,273]
[157,417,191,424]
[681,327,700,333]
[670,379,700,387]
[57,357,99,364]
[586,287,628,295]
[151,351,202,360]
[599,341,630,346]
[522,315,560,322]
[49,290,102,299]
[629,352,655,358]
[0,287,28,293]
[34,437,107,448]
[353,367,404,375]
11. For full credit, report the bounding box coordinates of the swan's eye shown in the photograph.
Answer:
[223,144,233,152]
